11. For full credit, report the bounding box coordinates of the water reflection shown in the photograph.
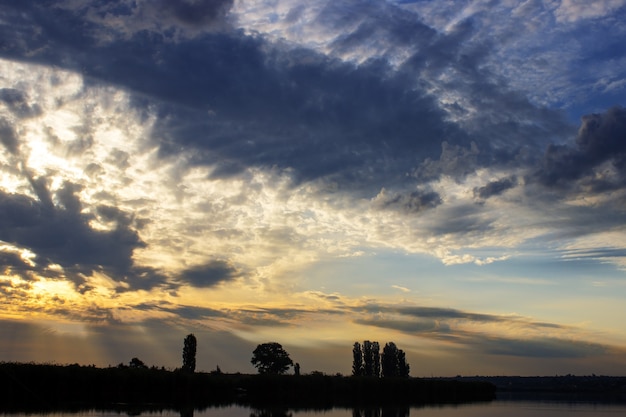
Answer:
[2,401,626,417]
[352,407,409,417]
[250,408,293,417]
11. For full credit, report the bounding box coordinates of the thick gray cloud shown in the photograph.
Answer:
[0,117,19,155]
[0,1,623,279]
[0,251,32,274]
[0,0,571,194]
[142,0,234,29]
[473,176,518,200]
[179,260,242,288]
[0,88,41,118]
[0,183,163,290]
[535,106,626,192]
[372,188,442,214]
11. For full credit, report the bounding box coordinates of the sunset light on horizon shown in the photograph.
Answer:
[1,0,626,377]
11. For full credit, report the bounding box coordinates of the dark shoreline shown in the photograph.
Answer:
[0,362,495,411]
[5,362,626,412]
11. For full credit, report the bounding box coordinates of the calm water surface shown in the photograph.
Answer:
[3,402,626,417]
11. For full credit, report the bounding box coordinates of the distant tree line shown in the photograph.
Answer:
[0,361,496,411]
[0,336,501,410]
[352,341,409,378]
[128,334,409,379]
[115,333,412,381]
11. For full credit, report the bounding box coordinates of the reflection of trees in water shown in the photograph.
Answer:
[353,407,409,417]
[250,408,293,417]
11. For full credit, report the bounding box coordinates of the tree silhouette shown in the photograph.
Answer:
[381,342,410,378]
[362,341,380,377]
[397,349,410,378]
[129,357,147,368]
[251,342,293,374]
[363,341,373,376]
[182,333,197,373]
[352,342,364,376]
[381,342,399,377]
[373,341,381,377]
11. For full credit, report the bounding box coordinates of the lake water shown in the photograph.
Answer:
[3,401,626,417]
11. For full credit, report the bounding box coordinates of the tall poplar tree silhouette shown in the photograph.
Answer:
[182,333,197,373]
[352,342,364,376]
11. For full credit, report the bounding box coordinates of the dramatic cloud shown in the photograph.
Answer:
[372,188,442,214]
[535,106,626,191]
[0,186,146,284]
[179,260,243,288]
[55,0,235,39]
[0,0,625,376]
[473,176,518,200]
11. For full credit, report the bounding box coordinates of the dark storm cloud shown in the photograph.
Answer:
[143,44,463,187]
[179,260,242,288]
[473,176,518,200]
[535,106,626,191]
[0,181,165,291]
[427,204,496,237]
[0,88,41,118]
[0,117,19,155]
[0,0,478,191]
[372,188,442,213]
[144,0,234,29]
[0,0,577,195]
[0,251,31,273]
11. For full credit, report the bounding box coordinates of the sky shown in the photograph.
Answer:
[0,0,626,377]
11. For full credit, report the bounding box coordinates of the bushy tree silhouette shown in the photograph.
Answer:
[251,342,293,374]
[381,342,410,378]
[129,357,147,368]
[182,333,197,373]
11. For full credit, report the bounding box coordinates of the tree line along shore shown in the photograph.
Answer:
[0,361,496,410]
[2,337,493,410]
[5,336,626,410]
